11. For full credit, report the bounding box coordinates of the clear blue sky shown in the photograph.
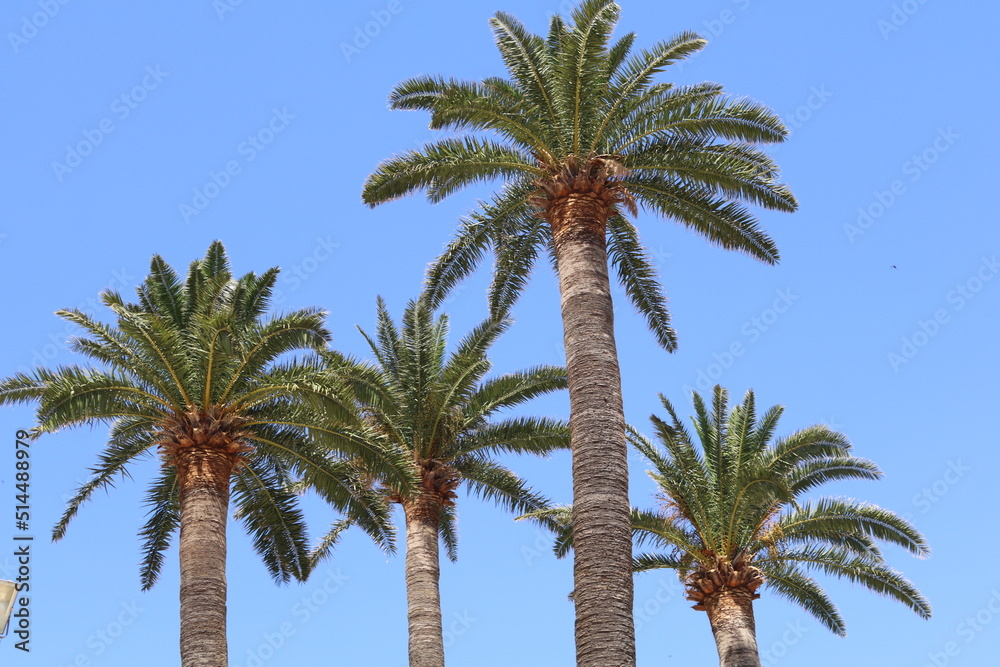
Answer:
[1,1,997,665]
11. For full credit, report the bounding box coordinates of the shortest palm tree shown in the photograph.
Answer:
[314,298,570,667]
[529,385,931,667]
[632,386,931,667]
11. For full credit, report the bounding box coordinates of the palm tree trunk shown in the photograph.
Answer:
[176,448,235,667]
[704,589,761,667]
[550,194,635,667]
[404,496,446,667]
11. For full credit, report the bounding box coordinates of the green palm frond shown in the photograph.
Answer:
[761,563,845,635]
[455,457,551,519]
[487,209,550,318]
[773,546,932,619]
[787,456,883,494]
[308,519,353,569]
[440,504,460,562]
[53,417,159,541]
[422,211,500,312]
[763,499,930,558]
[365,1,796,332]
[138,463,180,590]
[232,459,311,583]
[455,416,570,458]
[516,505,574,557]
[627,174,780,264]
[606,215,676,351]
[463,365,568,420]
[2,242,403,588]
[363,137,542,206]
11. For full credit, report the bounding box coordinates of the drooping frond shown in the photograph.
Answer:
[439,503,460,562]
[455,457,552,519]
[769,546,932,620]
[761,563,845,635]
[138,463,180,590]
[53,417,159,541]
[232,458,311,583]
[606,215,676,351]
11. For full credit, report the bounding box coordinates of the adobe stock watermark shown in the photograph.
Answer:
[443,610,476,648]
[920,588,1000,667]
[887,255,997,371]
[655,0,756,74]
[18,268,135,373]
[521,529,556,566]
[55,600,144,667]
[877,0,932,40]
[759,620,808,667]
[7,0,72,53]
[843,127,958,243]
[178,107,294,223]
[340,0,403,63]
[51,66,169,182]
[213,0,248,21]
[911,460,969,514]
[234,568,349,667]
[781,85,834,139]
[681,288,799,394]
[634,577,680,633]
[271,236,340,304]
[700,0,755,39]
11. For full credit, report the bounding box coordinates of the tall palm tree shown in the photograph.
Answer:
[313,297,569,667]
[362,2,797,662]
[0,242,410,667]
[628,386,930,666]
[529,386,931,667]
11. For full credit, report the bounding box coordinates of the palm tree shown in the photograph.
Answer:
[626,386,930,666]
[529,387,931,666]
[312,297,569,667]
[0,242,410,667]
[361,3,796,662]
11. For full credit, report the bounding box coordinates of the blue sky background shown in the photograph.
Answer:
[1,1,997,665]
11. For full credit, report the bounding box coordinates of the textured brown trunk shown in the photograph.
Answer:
[704,589,761,667]
[549,193,635,667]
[404,494,446,667]
[176,447,235,667]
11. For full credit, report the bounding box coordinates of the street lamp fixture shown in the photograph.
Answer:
[0,580,17,639]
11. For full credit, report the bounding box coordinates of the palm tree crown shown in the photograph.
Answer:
[628,386,931,636]
[364,0,796,343]
[318,297,570,561]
